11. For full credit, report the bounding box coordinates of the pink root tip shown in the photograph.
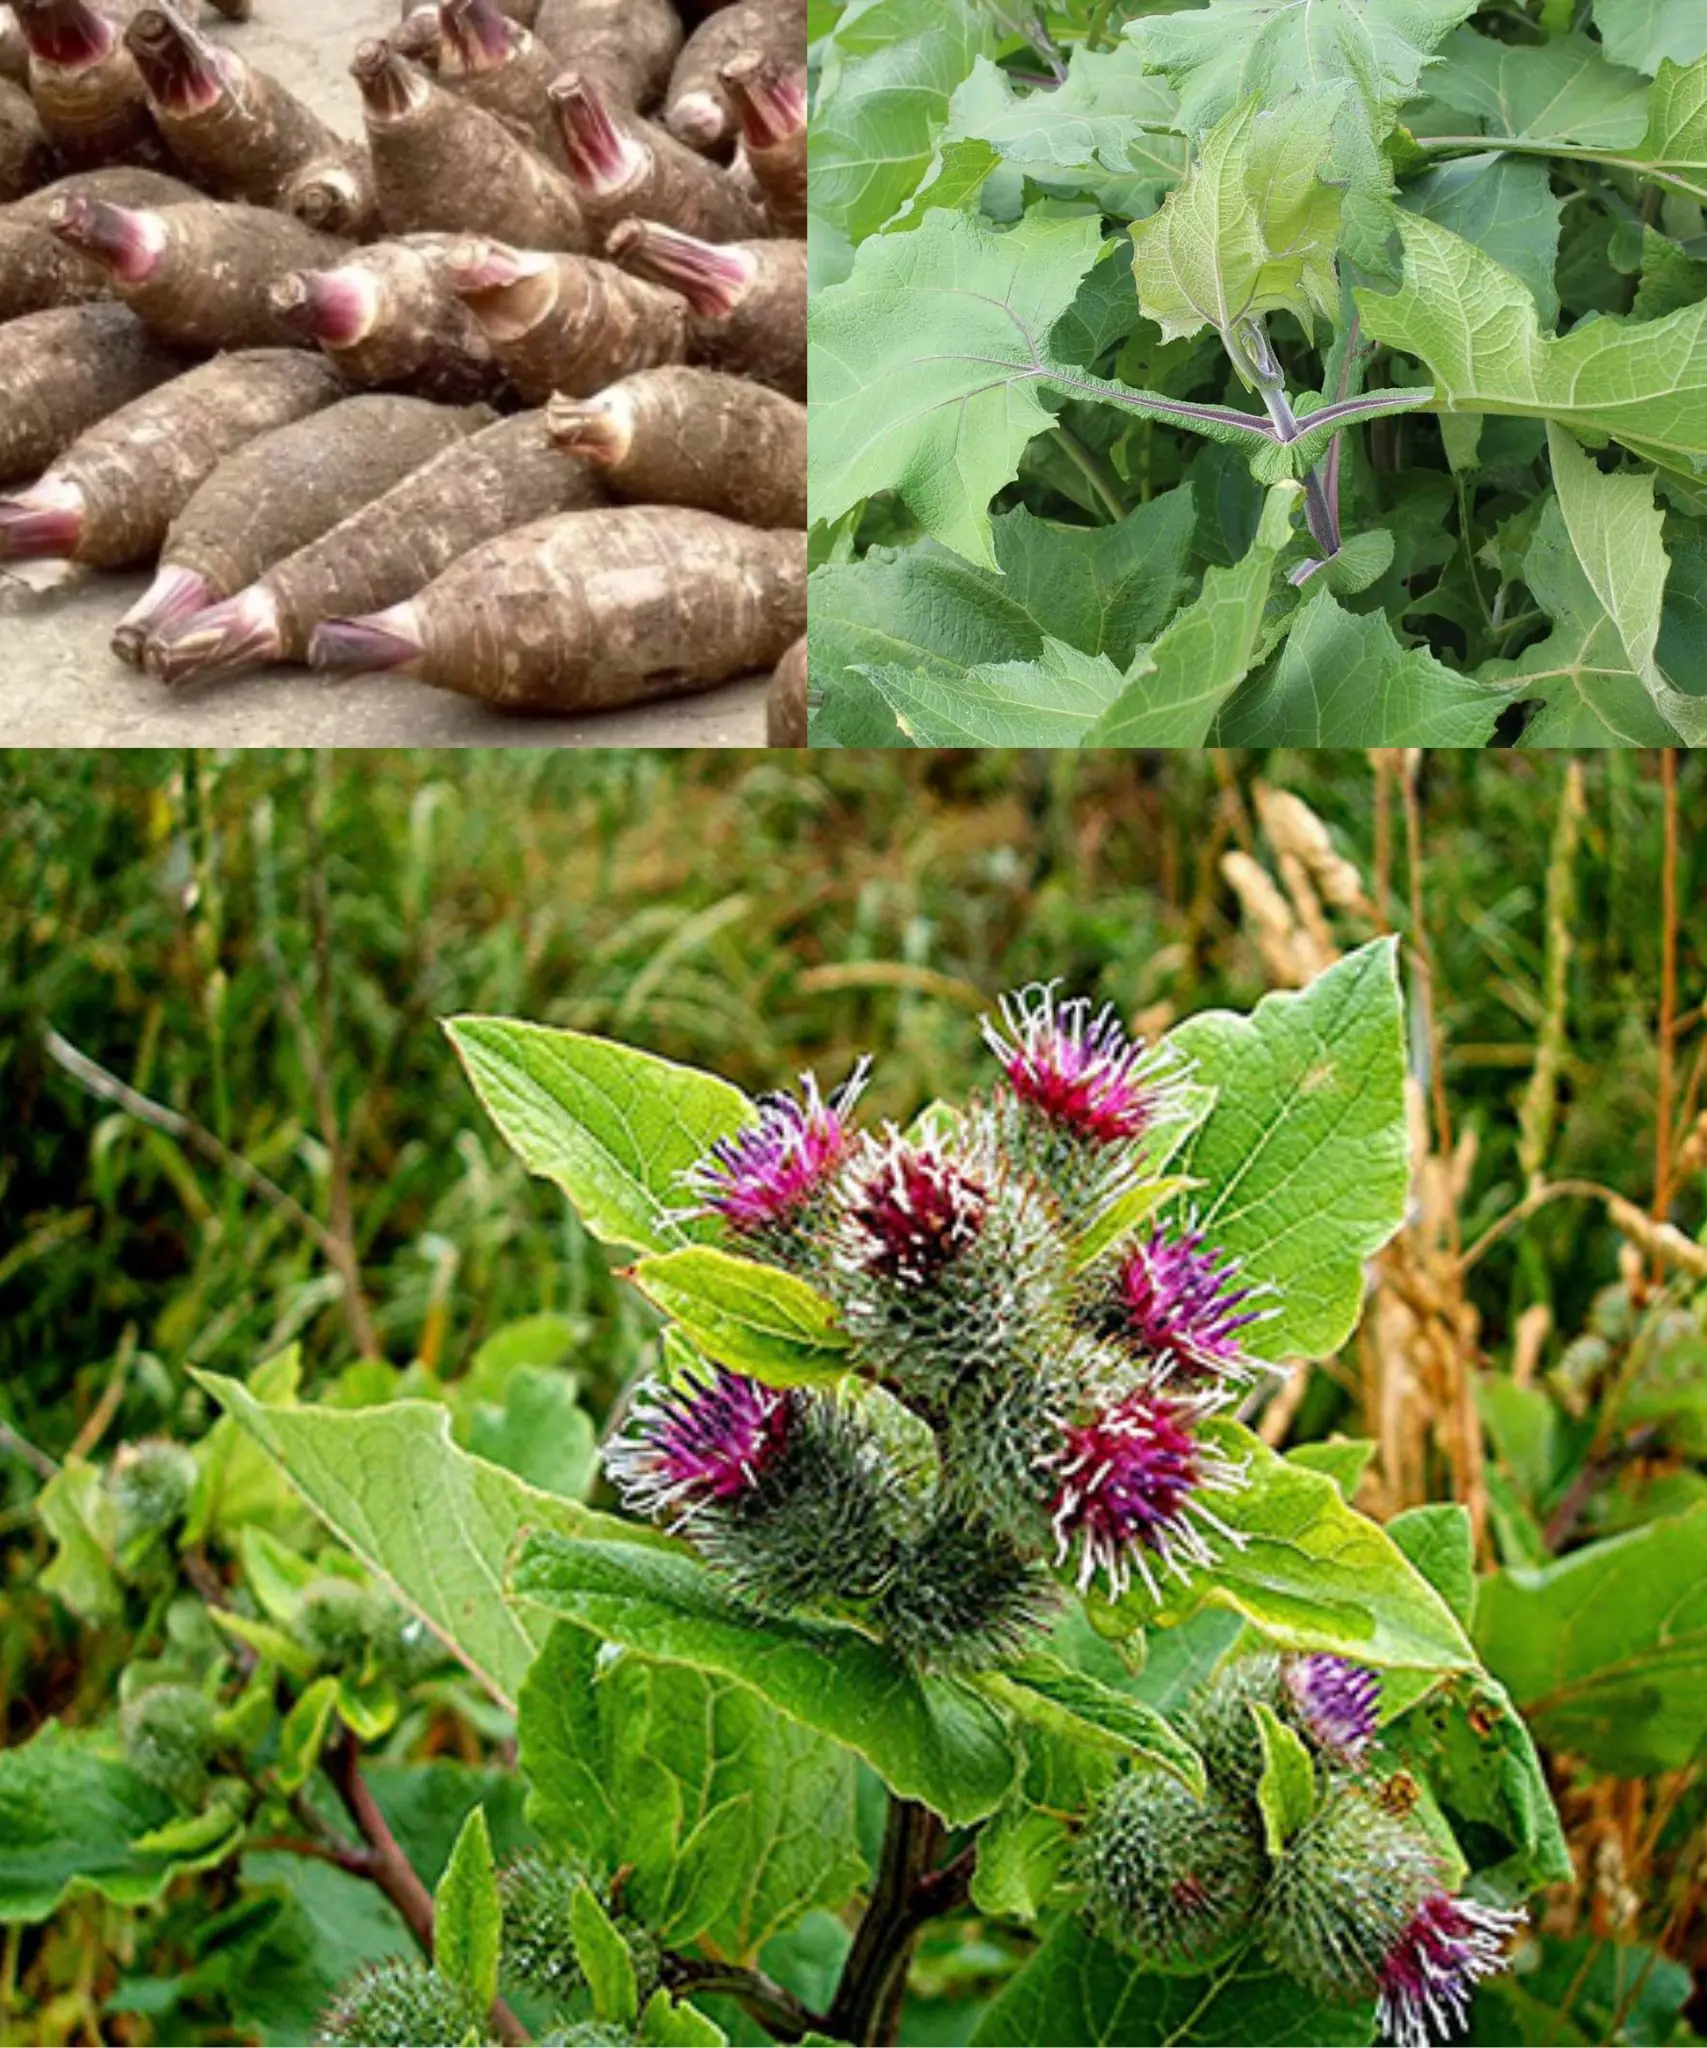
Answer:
[112,565,212,666]
[550,71,635,190]
[606,219,747,317]
[125,7,224,110]
[272,268,377,348]
[721,55,805,153]
[145,585,283,685]
[0,477,83,562]
[308,611,422,674]
[439,0,509,71]
[48,196,163,284]
[15,0,113,69]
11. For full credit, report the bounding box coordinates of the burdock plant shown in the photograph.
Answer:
[287,939,1561,2047]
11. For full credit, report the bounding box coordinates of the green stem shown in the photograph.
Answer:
[1083,0,1115,50]
[1417,133,1704,206]
[1051,424,1129,522]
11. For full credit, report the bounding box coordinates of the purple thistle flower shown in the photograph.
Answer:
[984,983,1183,1146]
[1376,1892,1525,2047]
[1113,1224,1270,1385]
[842,1135,990,1287]
[1284,1653,1382,1766]
[688,1063,868,1235]
[604,1368,791,1523]
[1050,1386,1245,1600]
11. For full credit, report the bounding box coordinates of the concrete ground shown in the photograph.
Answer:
[0,0,770,749]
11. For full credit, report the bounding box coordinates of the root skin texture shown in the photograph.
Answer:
[49,196,350,348]
[546,365,803,528]
[116,391,487,664]
[17,0,160,168]
[352,37,585,250]
[533,0,681,111]
[309,504,805,711]
[436,0,567,166]
[2,166,198,319]
[447,234,687,401]
[767,635,806,747]
[272,236,506,402]
[550,69,765,241]
[148,409,605,681]
[0,300,185,484]
[0,75,52,202]
[0,347,346,568]
[607,217,803,396]
[666,0,804,152]
[125,7,376,230]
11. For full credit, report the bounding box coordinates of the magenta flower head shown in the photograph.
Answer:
[1049,1385,1245,1599]
[688,1061,868,1238]
[984,983,1182,1146]
[1377,1893,1525,2047]
[841,1133,990,1287]
[1110,1223,1270,1386]
[604,1367,792,1524]
[1284,1653,1381,1766]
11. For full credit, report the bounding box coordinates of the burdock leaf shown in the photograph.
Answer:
[1428,28,1650,149]
[1398,151,1562,325]
[1165,939,1409,1360]
[1087,485,1300,748]
[1628,56,1707,204]
[1130,91,1344,347]
[1590,0,1707,75]
[1354,207,1707,476]
[808,208,1282,568]
[857,641,1127,747]
[1215,587,1508,745]
[1251,1703,1318,1855]
[628,1248,852,1387]
[511,1534,1016,1825]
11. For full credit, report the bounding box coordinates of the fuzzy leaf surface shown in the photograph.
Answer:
[1216,586,1507,744]
[970,1916,1374,2045]
[1428,28,1650,149]
[941,47,1185,204]
[1354,207,1707,475]
[857,641,1127,746]
[1087,485,1300,745]
[809,0,992,243]
[195,1372,639,1712]
[1130,92,1344,345]
[982,1655,1206,1792]
[1119,1422,1477,1674]
[518,1623,865,1957]
[1165,938,1409,1360]
[1474,1501,1707,1774]
[511,1534,1016,1825]
[1398,151,1562,325]
[809,208,1280,567]
[1591,0,1707,75]
[434,1808,500,2014]
[446,1019,751,1256]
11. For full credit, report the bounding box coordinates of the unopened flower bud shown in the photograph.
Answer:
[120,1683,215,1805]
[872,1511,1054,1672]
[497,1852,586,2004]
[318,1958,485,2046]
[295,1577,381,1668]
[109,1438,198,1549]
[1078,1766,1264,1969]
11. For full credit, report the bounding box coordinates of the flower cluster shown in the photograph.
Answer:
[1081,1652,1524,2046]
[605,989,1270,1675]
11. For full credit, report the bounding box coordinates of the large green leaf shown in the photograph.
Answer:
[1480,453,1704,746]
[0,1723,209,1922]
[510,1534,1016,1826]
[808,209,1286,568]
[1165,939,1409,1361]
[1427,29,1650,150]
[857,641,1127,747]
[1216,585,1507,744]
[940,47,1185,208]
[980,1654,1205,1793]
[1474,1501,1707,1775]
[446,1018,751,1255]
[971,1917,1374,2046]
[630,1248,851,1387]
[1130,92,1343,348]
[1398,152,1562,326]
[518,1623,866,1958]
[970,1723,1113,1923]
[1086,485,1300,746]
[1591,0,1707,75]
[809,0,992,243]
[1118,1422,1476,1676]
[195,1371,639,1712]
[1354,207,1707,477]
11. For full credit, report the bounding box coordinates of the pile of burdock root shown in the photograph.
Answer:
[0,0,807,740]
